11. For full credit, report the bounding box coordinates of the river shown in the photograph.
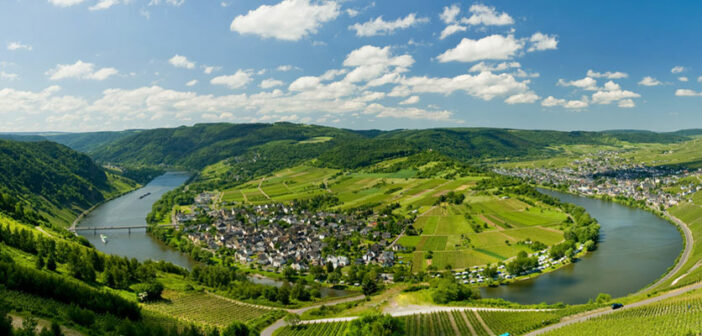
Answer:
[77,172,196,269]
[480,189,683,304]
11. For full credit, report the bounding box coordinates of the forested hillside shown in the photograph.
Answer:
[87,122,695,171]
[0,139,137,227]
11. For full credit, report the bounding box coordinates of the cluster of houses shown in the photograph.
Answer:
[174,199,404,272]
[496,152,702,209]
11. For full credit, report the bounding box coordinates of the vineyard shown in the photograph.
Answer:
[543,290,702,335]
[145,291,276,328]
[479,310,563,335]
[275,321,350,336]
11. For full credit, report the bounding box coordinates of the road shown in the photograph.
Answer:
[525,281,702,335]
[260,295,365,336]
[639,212,693,292]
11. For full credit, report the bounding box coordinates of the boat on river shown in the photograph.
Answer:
[100,234,108,244]
[139,192,151,199]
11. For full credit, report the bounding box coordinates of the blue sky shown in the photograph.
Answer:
[1,0,701,132]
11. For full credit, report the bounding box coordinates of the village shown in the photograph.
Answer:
[495,151,702,210]
[173,195,409,274]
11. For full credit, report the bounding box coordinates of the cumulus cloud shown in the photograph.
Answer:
[148,0,185,6]
[90,0,120,11]
[46,60,118,81]
[169,54,195,69]
[591,81,640,105]
[260,78,284,89]
[437,35,523,63]
[586,70,628,79]
[48,0,86,7]
[439,25,467,40]
[527,32,558,52]
[0,71,19,81]
[699,76,702,83]
[277,65,300,72]
[638,76,661,86]
[461,4,513,26]
[505,92,539,104]
[365,103,452,120]
[469,61,520,73]
[398,95,419,105]
[230,0,340,41]
[671,66,685,74]
[618,99,635,108]
[349,13,428,37]
[678,76,689,82]
[186,80,198,87]
[557,77,598,90]
[7,42,32,51]
[676,89,702,97]
[211,70,252,89]
[440,4,461,24]
[541,96,588,109]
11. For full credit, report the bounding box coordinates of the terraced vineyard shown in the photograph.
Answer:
[144,291,276,328]
[543,290,702,335]
[479,310,563,335]
[275,321,350,336]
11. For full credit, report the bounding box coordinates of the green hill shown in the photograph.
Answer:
[0,139,137,227]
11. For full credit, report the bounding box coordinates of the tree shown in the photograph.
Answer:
[278,281,291,305]
[134,281,164,302]
[46,254,56,272]
[283,266,296,281]
[35,256,45,270]
[346,313,403,336]
[221,322,250,336]
[0,306,12,336]
[362,272,378,296]
[284,313,301,328]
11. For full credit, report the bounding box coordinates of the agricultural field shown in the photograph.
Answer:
[144,290,276,328]
[275,321,350,336]
[543,288,702,336]
[664,191,702,288]
[213,162,568,271]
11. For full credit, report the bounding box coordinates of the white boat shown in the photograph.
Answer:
[100,234,108,244]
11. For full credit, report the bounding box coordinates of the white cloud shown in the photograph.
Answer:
[671,66,685,74]
[186,80,198,87]
[399,71,530,101]
[288,76,320,91]
[230,0,340,41]
[678,76,689,82]
[439,25,467,40]
[440,4,461,24]
[586,70,628,79]
[541,96,588,109]
[260,78,284,89]
[45,60,118,81]
[365,103,452,120]
[505,92,539,104]
[148,0,184,6]
[469,61,520,73]
[699,76,702,83]
[89,0,120,11]
[203,66,220,74]
[591,84,640,105]
[437,34,523,63]
[7,42,32,51]
[618,99,635,108]
[346,9,359,17]
[277,65,300,72]
[557,77,598,90]
[638,76,661,86]
[461,4,513,26]
[168,54,195,69]
[398,95,419,105]
[528,32,558,52]
[676,89,702,97]
[350,13,429,37]
[210,70,252,89]
[0,71,19,81]
[48,0,86,7]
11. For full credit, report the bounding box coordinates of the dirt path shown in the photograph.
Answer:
[459,310,478,336]
[260,295,365,336]
[641,212,693,292]
[258,178,271,200]
[525,281,702,335]
[479,214,505,231]
[672,260,702,286]
[473,310,495,336]
[240,190,249,203]
[446,310,461,336]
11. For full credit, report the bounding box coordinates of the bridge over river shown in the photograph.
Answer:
[71,223,180,233]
